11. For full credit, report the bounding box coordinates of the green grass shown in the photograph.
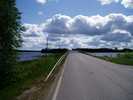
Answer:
[0,53,64,100]
[99,52,133,66]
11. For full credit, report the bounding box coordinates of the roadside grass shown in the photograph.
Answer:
[98,52,133,66]
[0,53,65,100]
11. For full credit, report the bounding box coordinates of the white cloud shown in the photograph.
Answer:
[36,0,47,5]
[36,0,58,5]
[21,13,133,50]
[38,11,44,16]
[98,0,133,8]
[101,29,132,42]
[121,0,133,8]
[22,24,44,37]
[43,13,133,36]
[21,24,47,50]
[43,14,71,34]
[98,0,119,5]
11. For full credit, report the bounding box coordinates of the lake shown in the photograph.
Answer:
[18,52,122,62]
[88,52,122,57]
[18,52,43,61]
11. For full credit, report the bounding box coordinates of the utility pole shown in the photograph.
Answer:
[46,34,48,56]
[59,40,61,49]
[46,35,48,50]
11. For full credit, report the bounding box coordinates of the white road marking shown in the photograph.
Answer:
[52,63,65,100]
[44,53,67,82]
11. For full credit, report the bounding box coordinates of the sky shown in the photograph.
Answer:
[16,0,133,50]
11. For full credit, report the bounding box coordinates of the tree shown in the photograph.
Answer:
[0,0,23,88]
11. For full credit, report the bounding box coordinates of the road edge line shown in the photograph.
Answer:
[44,52,67,82]
[51,62,65,100]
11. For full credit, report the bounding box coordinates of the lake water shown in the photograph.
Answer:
[88,52,122,57]
[18,52,43,61]
[18,52,122,62]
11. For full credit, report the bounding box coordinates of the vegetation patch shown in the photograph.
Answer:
[0,53,65,100]
[98,52,133,66]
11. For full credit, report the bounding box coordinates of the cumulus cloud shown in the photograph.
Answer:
[43,13,133,36]
[38,11,44,16]
[98,0,119,5]
[22,24,44,37]
[121,0,133,8]
[21,24,47,50]
[36,0,47,5]
[21,13,133,50]
[98,0,133,8]
[36,0,58,5]
[101,29,132,42]
[43,14,71,34]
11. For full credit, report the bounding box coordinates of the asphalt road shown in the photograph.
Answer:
[52,52,133,100]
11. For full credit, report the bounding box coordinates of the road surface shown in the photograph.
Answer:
[52,52,133,100]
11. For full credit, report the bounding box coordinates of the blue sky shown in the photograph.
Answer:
[16,0,133,24]
[16,0,133,50]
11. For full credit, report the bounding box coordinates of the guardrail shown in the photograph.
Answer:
[44,52,68,82]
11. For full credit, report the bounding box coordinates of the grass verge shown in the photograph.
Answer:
[97,52,133,66]
[0,53,65,100]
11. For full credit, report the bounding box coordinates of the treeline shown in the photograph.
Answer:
[0,0,23,89]
[73,48,133,53]
[13,48,133,53]
[15,50,41,52]
[41,48,68,53]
